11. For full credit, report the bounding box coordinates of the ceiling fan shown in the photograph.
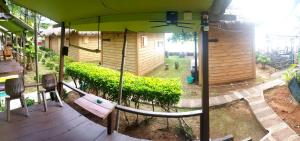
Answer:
[150,11,193,29]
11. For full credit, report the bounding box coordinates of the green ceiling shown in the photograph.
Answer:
[12,0,214,32]
[0,15,33,35]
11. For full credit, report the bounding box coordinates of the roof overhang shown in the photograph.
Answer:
[12,0,232,32]
[0,14,33,35]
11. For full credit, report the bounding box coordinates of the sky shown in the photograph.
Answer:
[226,0,300,52]
[165,0,300,53]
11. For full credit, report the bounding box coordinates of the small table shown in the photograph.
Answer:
[74,94,116,134]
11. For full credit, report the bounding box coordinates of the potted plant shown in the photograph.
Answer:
[284,64,300,102]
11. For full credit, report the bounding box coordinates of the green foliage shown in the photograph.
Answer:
[282,64,298,83]
[38,52,43,61]
[50,55,60,62]
[46,62,55,70]
[65,62,182,107]
[34,74,42,81]
[25,98,35,106]
[0,99,4,112]
[55,65,59,72]
[25,45,35,59]
[257,54,271,65]
[257,54,271,69]
[39,46,52,52]
[42,58,46,64]
[168,32,194,42]
[65,56,74,65]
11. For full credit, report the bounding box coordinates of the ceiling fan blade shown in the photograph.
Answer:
[177,25,193,29]
[176,22,194,25]
[149,20,166,23]
[151,25,169,28]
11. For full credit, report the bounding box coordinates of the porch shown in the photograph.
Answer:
[0,101,145,141]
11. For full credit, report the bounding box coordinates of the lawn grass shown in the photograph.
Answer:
[146,56,190,78]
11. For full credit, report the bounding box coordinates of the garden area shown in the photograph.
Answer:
[22,42,74,93]
[263,64,300,135]
[60,58,273,140]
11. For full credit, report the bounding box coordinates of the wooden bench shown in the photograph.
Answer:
[74,94,116,135]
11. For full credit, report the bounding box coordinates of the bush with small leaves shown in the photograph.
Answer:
[65,62,182,109]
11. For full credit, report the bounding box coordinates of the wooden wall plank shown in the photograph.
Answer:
[198,24,256,84]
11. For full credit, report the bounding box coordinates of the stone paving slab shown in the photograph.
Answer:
[177,79,299,140]
[245,80,300,141]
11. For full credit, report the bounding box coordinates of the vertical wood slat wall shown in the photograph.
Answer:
[45,35,100,62]
[45,32,165,75]
[137,33,165,75]
[102,32,138,73]
[102,32,164,75]
[198,24,256,85]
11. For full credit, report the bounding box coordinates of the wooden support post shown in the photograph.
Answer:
[200,12,210,141]
[194,32,198,83]
[107,112,112,134]
[11,33,13,44]
[58,22,65,96]
[34,13,41,103]
[22,32,26,75]
[115,28,128,131]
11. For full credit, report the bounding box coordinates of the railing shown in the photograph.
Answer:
[62,81,202,118]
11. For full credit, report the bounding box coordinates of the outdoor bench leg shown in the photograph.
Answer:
[107,112,112,135]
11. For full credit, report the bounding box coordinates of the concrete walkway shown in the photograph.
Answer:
[179,79,300,141]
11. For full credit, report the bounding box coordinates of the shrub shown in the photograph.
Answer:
[65,62,182,108]
[39,46,52,52]
[283,64,298,83]
[42,58,46,64]
[25,98,35,106]
[46,61,55,70]
[55,65,59,72]
[64,56,74,65]
[50,55,60,62]
[257,54,271,69]
[38,52,43,61]
[34,74,42,81]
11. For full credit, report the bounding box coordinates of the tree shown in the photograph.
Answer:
[168,32,194,42]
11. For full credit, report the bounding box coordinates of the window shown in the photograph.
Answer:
[141,36,148,47]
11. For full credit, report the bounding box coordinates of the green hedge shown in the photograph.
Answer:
[65,62,182,106]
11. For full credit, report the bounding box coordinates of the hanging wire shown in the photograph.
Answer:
[97,16,100,51]
[68,22,71,45]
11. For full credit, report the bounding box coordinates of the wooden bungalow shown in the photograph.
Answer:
[43,29,101,62]
[102,32,165,75]
[198,22,255,84]
[44,29,165,75]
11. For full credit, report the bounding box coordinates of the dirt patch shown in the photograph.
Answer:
[64,92,265,141]
[210,101,266,140]
[264,86,300,133]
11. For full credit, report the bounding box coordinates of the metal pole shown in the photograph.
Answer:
[115,28,128,131]
[194,32,198,83]
[34,13,41,103]
[200,12,209,141]
[58,22,65,96]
